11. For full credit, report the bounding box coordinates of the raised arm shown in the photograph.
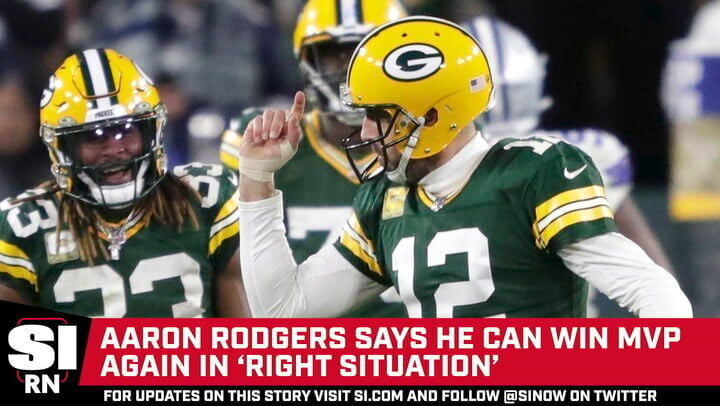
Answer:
[237,92,386,317]
[238,91,306,202]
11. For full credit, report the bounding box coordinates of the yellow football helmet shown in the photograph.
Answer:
[341,16,494,182]
[293,0,406,126]
[39,48,167,208]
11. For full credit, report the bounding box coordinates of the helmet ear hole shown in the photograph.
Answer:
[424,108,439,127]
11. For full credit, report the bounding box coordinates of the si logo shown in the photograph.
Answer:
[7,318,77,394]
[383,43,444,81]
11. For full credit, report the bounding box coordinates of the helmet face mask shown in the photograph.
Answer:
[341,101,422,182]
[49,113,165,208]
[40,48,167,208]
[300,41,365,126]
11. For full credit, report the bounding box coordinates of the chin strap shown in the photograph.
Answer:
[386,117,425,184]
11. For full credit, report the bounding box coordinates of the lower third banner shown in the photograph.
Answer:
[3,302,720,404]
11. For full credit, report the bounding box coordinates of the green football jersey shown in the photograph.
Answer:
[335,136,617,318]
[0,163,239,318]
[221,109,406,317]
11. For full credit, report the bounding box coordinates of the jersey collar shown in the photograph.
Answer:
[418,133,490,202]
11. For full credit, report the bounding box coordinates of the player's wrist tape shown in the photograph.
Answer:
[238,140,296,182]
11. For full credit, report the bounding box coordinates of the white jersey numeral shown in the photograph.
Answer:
[6,199,57,238]
[173,163,224,208]
[391,227,495,317]
[287,207,351,247]
[53,253,204,317]
[503,135,562,155]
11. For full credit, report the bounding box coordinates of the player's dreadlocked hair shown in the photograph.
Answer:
[16,175,200,265]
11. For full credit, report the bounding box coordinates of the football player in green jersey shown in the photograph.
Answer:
[221,0,408,316]
[0,49,248,317]
[236,17,692,318]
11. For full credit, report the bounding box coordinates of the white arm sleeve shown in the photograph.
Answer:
[239,192,387,317]
[558,232,692,318]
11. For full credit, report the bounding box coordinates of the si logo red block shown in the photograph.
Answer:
[7,318,77,394]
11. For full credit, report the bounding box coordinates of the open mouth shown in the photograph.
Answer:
[99,163,133,185]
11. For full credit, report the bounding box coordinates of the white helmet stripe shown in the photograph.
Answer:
[338,0,362,27]
[82,49,113,109]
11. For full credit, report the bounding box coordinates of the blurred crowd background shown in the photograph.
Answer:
[1,0,718,316]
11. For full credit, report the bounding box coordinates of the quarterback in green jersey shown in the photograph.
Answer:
[0,49,247,318]
[222,0,408,316]
[235,17,692,318]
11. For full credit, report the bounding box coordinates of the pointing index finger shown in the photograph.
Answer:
[289,91,306,123]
